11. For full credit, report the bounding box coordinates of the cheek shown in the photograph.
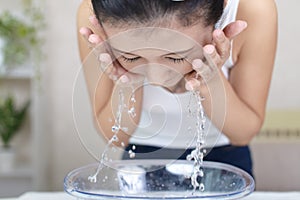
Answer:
[116,58,131,70]
[170,64,193,75]
[182,64,193,74]
[159,59,193,75]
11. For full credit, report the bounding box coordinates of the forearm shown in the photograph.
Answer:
[201,73,263,146]
[221,76,263,145]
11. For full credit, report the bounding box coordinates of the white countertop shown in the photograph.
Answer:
[2,191,300,200]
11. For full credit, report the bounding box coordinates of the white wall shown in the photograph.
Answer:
[268,0,300,109]
[42,0,97,191]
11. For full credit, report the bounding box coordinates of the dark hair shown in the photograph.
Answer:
[91,0,224,27]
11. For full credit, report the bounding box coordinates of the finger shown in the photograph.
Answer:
[119,73,145,85]
[192,59,218,82]
[99,53,113,74]
[185,78,201,91]
[203,45,222,68]
[79,27,99,48]
[115,62,127,76]
[89,15,101,28]
[213,29,231,60]
[223,20,248,40]
[99,53,128,81]
[184,70,200,91]
[79,27,93,39]
[88,34,102,44]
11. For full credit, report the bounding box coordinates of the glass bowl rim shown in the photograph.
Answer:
[64,160,255,199]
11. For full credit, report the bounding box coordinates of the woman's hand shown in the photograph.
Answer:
[80,15,143,84]
[79,15,102,45]
[185,20,248,91]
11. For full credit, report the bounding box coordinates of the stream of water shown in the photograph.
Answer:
[88,82,207,193]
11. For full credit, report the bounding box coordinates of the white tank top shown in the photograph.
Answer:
[129,0,240,149]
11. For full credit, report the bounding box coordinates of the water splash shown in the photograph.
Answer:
[88,87,137,183]
[186,90,206,192]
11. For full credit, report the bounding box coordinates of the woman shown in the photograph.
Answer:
[77,0,277,177]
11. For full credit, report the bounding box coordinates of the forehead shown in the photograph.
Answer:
[102,25,213,53]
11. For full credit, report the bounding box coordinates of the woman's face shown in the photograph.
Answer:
[101,22,213,86]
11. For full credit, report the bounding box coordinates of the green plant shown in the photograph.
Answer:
[0,0,45,70]
[0,96,30,149]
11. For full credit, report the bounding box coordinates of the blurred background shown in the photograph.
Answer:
[0,0,299,198]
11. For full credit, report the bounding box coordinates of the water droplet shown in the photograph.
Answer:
[129,153,135,158]
[186,155,192,161]
[111,135,119,142]
[128,150,135,158]
[199,183,205,192]
[88,175,97,183]
[111,125,119,133]
[128,107,136,118]
[199,169,204,177]
[130,96,136,103]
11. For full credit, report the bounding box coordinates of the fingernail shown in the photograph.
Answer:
[99,53,112,64]
[192,59,203,70]
[120,75,129,83]
[204,45,215,54]
[88,34,101,44]
[185,82,194,91]
[79,27,87,35]
[239,21,248,29]
[88,35,97,43]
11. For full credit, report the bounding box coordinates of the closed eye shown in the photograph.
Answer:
[166,57,186,64]
[122,56,141,63]
[121,55,186,64]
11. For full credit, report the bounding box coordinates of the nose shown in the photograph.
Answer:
[144,63,183,87]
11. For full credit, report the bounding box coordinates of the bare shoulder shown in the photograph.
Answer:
[238,0,277,24]
[237,0,278,48]
[232,0,278,62]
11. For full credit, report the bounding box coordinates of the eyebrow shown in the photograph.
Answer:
[110,46,195,56]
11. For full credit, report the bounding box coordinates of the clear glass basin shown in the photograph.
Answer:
[64,160,254,200]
